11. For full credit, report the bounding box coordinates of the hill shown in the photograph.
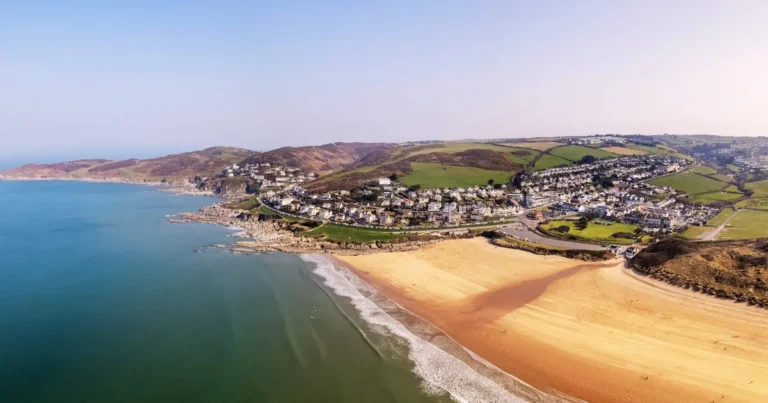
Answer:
[237,143,396,176]
[305,142,539,190]
[1,146,252,182]
[630,238,768,306]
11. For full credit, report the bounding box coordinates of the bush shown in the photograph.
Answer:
[554,225,571,233]
[611,232,635,239]
[579,155,597,164]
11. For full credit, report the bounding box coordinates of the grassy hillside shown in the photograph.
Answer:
[238,143,395,176]
[630,238,768,306]
[548,145,619,161]
[745,180,768,197]
[626,144,693,161]
[533,154,572,170]
[649,172,726,194]
[307,142,539,190]
[599,146,646,155]
[500,141,562,151]
[399,163,515,188]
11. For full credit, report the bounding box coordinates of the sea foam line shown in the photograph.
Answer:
[301,254,535,403]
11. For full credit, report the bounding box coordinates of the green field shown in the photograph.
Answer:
[533,154,572,170]
[680,226,709,240]
[717,210,768,240]
[303,223,405,243]
[708,173,732,182]
[745,180,768,197]
[626,144,693,161]
[689,165,731,183]
[399,163,514,188]
[649,172,727,194]
[689,191,743,205]
[706,208,735,227]
[724,185,741,193]
[690,165,717,175]
[735,197,768,210]
[540,220,641,245]
[548,145,619,162]
[727,164,741,173]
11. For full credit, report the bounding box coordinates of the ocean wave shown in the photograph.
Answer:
[301,254,547,403]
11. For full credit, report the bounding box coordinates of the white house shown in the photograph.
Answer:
[378,177,391,186]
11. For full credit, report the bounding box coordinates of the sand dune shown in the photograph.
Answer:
[336,238,768,403]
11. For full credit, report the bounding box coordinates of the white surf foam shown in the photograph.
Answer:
[225,225,249,238]
[301,254,533,403]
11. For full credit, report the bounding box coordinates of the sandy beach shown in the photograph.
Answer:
[335,238,768,403]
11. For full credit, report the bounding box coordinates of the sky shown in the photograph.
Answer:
[2,1,768,163]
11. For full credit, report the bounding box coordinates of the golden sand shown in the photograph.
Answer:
[336,238,768,402]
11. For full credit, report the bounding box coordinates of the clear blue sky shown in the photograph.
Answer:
[2,1,768,162]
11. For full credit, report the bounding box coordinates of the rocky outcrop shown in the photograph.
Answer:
[196,177,259,197]
[171,203,442,255]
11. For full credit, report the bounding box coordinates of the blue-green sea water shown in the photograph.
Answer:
[0,181,460,403]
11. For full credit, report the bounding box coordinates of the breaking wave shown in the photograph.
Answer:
[301,254,564,403]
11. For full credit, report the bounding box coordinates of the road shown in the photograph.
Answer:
[498,223,607,251]
[700,210,738,241]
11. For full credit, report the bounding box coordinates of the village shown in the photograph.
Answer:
[219,152,721,240]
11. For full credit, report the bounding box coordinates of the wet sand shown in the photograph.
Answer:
[335,238,768,403]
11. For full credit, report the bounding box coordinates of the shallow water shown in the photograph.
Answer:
[0,181,451,402]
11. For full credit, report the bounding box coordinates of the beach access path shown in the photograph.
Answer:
[700,209,738,241]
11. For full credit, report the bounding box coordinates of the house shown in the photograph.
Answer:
[379,214,394,226]
[378,177,391,186]
[428,202,442,212]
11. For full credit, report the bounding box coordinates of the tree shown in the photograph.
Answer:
[579,155,597,164]
[389,173,398,181]
[493,183,503,189]
[576,216,589,230]
[408,184,421,191]
[487,179,495,186]
[554,225,571,233]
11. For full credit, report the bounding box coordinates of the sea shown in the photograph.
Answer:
[0,180,527,403]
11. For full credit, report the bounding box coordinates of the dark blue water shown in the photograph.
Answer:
[0,181,446,403]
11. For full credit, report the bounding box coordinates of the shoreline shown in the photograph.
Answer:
[335,238,768,403]
[303,254,571,402]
